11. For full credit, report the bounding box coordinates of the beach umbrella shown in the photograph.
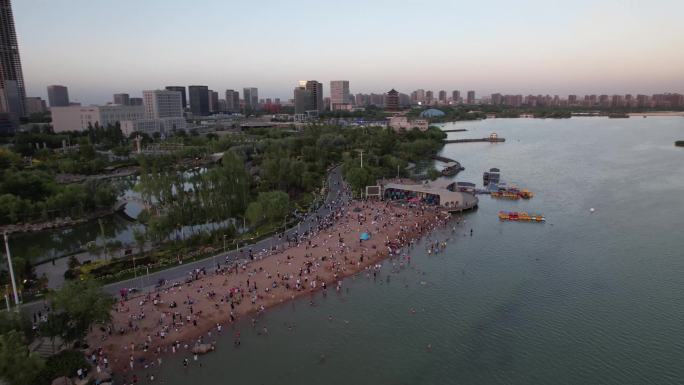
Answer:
[360,232,371,241]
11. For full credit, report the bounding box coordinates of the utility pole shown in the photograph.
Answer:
[3,232,20,308]
[359,150,364,168]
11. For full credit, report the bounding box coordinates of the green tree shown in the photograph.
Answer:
[0,148,21,169]
[426,167,441,181]
[46,279,114,344]
[0,330,44,385]
[0,312,32,340]
[245,201,264,226]
[257,191,290,223]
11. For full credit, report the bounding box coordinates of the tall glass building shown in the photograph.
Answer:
[0,0,26,121]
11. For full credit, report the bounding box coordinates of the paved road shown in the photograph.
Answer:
[21,166,348,314]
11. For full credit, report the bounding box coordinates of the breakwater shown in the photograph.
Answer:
[444,137,505,144]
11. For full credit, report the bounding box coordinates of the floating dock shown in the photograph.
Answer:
[445,137,505,144]
[441,129,468,132]
[444,132,505,144]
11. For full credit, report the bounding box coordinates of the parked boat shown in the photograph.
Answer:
[519,189,534,199]
[491,191,520,200]
[498,211,545,222]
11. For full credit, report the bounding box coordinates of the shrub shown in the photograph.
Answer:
[34,350,89,385]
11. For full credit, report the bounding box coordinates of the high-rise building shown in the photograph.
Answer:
[294,85,312,114]
[113,93,130,105]
[504,94,523,107]
[368,93,383,107]
[127,89,187,135]
[305,81,323,112]
[425,90,434,105]
[412,89,426,104]
[142,90,183,119]
[0,0,26,120]
[438,90,447,103]
[243,87,258,110]
[491,93,503,105]
[611,94,623,108]
[188,85,210,116]
[225,90,239,112]
[355,93,369,106]
[624,94,634,107]
[25,97,47,114]
[385,89,399,111]
[165,86,187,108]
[636,94,648,108]
[225,89,240,112]
[47,85,70,107]
[466,90,476,104]
[330,80,350,110]
[208,90,219,113]
[452,90,460,103]
[129,97,143,106]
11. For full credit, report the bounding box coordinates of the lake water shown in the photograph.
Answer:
[135,117,684,384]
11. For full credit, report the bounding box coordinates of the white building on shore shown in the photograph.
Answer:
[388,116,429,131]
[51,105,145,132]
[120,89,186,136]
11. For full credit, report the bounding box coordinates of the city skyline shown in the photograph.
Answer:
[12,0,684,104]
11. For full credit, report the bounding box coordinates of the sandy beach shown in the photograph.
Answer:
[86,199,452,377]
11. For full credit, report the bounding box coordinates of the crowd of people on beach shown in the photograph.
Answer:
[85,178,472,384]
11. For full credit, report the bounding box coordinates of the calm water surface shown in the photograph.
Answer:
[136,117,684,385]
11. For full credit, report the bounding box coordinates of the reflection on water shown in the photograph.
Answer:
[9,167,231,267]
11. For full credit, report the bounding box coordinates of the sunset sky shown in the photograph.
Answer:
[14,0,684,104]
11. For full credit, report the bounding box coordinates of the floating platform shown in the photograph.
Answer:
[445,132,505,144]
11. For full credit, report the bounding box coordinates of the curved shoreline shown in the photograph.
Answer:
[86,200,453,376]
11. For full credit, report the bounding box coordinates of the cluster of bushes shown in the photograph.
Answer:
[33,350,90,385]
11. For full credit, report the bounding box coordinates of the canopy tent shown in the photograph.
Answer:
[360,232,371,241]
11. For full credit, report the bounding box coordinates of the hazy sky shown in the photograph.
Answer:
[14,0,684,104]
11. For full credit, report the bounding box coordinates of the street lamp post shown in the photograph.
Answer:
[3,232,20,308]
[138,265,144,290]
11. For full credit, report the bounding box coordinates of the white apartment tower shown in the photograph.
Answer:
[143,89,183,119]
